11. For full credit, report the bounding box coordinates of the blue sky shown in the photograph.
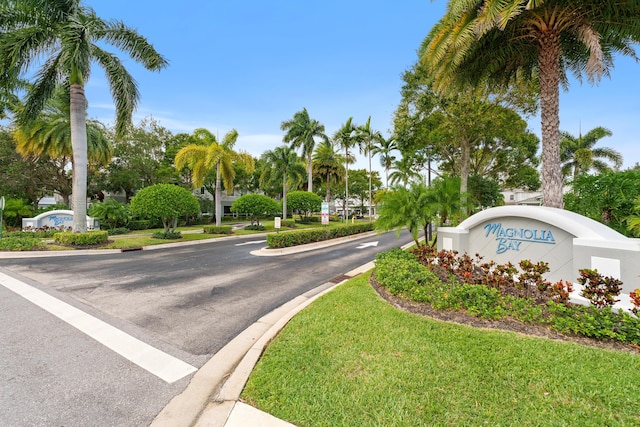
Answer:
[85,0,640,174]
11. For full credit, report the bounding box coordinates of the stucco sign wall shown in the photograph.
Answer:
[438,206,639,311]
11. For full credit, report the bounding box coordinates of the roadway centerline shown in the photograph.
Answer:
[0,271,197,384]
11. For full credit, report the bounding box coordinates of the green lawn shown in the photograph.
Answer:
[242,274,640,427]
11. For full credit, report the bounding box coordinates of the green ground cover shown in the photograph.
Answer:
[242,274,640,427]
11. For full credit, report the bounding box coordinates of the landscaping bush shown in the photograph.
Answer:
[107,227,129,235]
[281,219,296,228]
[203,225,233,234]
[130,184,200,234]
[266,223,374,248]
[127,219,152,230]
[244,224,266,231]
[373,248,640,345]
[54,231,109,246]
[152,231,182,240]
[0,237,47,251]
[6,230,57,238]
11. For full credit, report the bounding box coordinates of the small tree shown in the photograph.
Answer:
[130,184,199,233]
[287,191,322,221]
[230,194,280,226]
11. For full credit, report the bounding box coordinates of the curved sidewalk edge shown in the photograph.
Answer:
[150,238,416,427]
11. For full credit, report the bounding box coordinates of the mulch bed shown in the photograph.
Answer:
[369,275,640,355]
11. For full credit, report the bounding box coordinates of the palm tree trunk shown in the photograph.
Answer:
[282,174,288,220]
[307,154,313,193]
[325,173,331,202]
[539,30,564,208]
[215,161,222,226]
[460,139,470,210]
[70,83,88,232]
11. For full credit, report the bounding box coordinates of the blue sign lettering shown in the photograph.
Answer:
[484,223,555,254]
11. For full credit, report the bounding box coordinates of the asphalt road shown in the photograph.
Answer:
[0,230,415,426]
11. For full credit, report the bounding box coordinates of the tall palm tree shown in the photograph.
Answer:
[421,1,640,208]
[333,117,358,221]
[356,116,383,220]
[312,140,345,203]
[560,126,622,180]
[0,0,167,232]
[175,129,254,226]
[372,136,397,189]
[260,145,306,220]
[281,108,328,194]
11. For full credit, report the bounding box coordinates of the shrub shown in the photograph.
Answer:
[373,248,640,345]
[54,231,109,246]
[578,268,623,308]
[0,237,47,251]
[287,191,322,220]
[6,230,57,238]
[630,289,640,315]
[127,219,151,230]
[107,227,129,235]
[244,224,266,231]
[231,194,280,226]
[203,225,233,234]
[88,198,131,230]
[152,231,182,239]
[130,184,200,233]
[266,223,374,248]
[281,219,296,228]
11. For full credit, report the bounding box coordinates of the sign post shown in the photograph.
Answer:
[0,196,4,239]
[321,202,329,226]
[274,216,281,233]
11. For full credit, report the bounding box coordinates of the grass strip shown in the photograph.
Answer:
[242,274,640,427]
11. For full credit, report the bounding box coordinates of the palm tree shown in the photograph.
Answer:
[333,118,358,221]
[175,129,254,226]
[389,156,422,187]
[281,108,328,194]
[13,87,112,206]
[356,116,383,220]
[260,146,306,220]
[0,0,167,232]
[312,140,345,203]
[560,126,622,180]
[372,136,397,189]
[421,1,640,208]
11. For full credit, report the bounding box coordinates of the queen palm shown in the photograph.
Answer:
[13,90,112,206]
[560,126,622,180]
[372,136,397,189]
[260,146,306,220]
[333,117,358,221]
[281,108,328,194]
[421,0,640,208]
[312,140,345,203]
[175,128,254,227]
[0,0,167,232]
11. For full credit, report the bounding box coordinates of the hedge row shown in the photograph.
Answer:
[54,231,109,246]
[203,225,233,234]
[266,223,374,248]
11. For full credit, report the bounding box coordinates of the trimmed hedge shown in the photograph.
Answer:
[54,230,109,246]
[128,219,152,230]
[203,225,233,234]
[281,219,296,228]
[6,230,57,238]
[0,237,47,251]
[266,223,374,248]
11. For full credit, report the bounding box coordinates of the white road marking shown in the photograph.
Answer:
[235,240,266,246]
[356,241,379,249]
[0,272,196,384]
